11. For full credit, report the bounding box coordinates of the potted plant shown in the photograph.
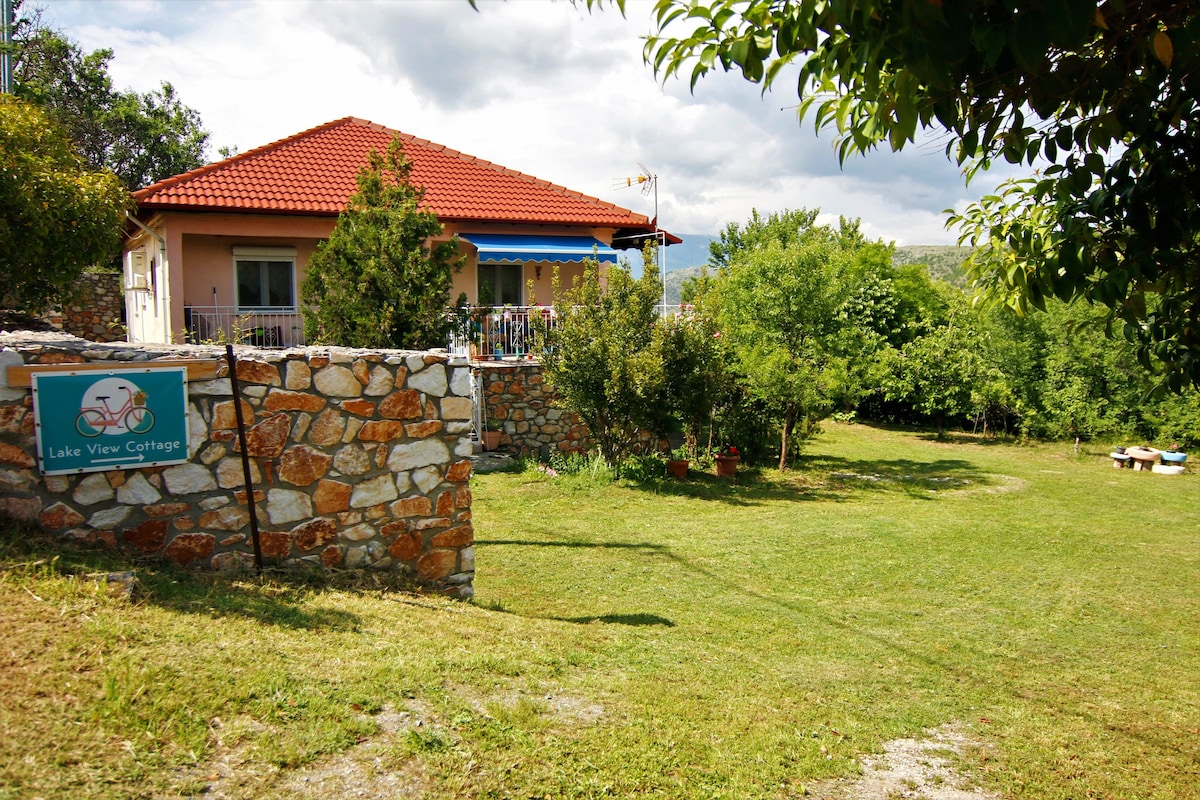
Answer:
[481,418,503,451]
[666,445,690,479]
[714,444,740,478]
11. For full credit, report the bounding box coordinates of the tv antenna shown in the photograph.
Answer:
[614,165,666,313]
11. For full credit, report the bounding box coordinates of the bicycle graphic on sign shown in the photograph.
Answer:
[74,378,156,437]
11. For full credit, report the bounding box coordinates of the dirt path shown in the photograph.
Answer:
[807,724,1001,800]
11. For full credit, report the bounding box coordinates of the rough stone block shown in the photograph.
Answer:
[338,399,374,417]
[40,502,85,529]
[163,464,218,495]
[123,519,169,554]
[279,445,332,486]
[416,549,458,582]
[164,533,216,566]
[266,488,313,525]
[313,479,352,514]
[240,413,291,458]
[379,389,422,420]
[350,474,398,508]
[314,365,362,397]
[264,390,326,413]
[235,359,281,386]
[292,518,337,550]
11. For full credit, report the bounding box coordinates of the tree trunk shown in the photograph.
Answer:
[779,408,796,471]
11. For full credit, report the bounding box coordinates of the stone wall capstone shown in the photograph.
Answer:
[0,332,474,598]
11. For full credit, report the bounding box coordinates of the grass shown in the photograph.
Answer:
[1,422,1197,799]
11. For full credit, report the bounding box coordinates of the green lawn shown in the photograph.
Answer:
[2,423,1197,799]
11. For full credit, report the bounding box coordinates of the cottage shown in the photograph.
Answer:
[122,116,678,348]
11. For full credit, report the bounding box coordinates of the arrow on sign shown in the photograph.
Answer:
[92,455,146,464]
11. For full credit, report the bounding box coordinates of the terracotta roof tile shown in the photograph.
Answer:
[133,117,655,230]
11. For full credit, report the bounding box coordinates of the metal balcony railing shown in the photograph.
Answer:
[448,306,553,360]
[183,306,306,347]
[447,304,689,360]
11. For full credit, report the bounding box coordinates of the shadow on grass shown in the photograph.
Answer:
[556,612,675,627]
[0,519,369,632]
[859,421,1020,447]
[915,431,1020,446]
[621,454,993,505]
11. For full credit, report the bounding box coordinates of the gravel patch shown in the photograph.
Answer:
[807,723,1000,800]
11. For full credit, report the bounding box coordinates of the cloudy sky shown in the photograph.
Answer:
[40,0,1032,250]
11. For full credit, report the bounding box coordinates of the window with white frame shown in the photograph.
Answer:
[233,247,296,310]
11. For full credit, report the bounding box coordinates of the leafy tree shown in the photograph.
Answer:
[709,207,821,269]
[968,309,1045,437]
[301,138,462,349]
[10,4,208,189]
[654,304,727,455]
[622,0,1200,390]
[707,212,874,468]
[532,250,667,466]
[0,97,128,311]
[1034,302,1151,441]
[887,299,984,438]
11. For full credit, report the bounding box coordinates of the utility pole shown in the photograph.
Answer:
[1,0,14,95]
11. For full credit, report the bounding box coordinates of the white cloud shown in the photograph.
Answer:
[40,0,1033,246]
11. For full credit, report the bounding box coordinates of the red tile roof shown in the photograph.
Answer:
[133,117,660,232]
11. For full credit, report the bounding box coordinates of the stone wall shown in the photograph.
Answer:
[0,333,475,598]
[28,272,126,343]
[62,272,125,342]
[476,362,590,457]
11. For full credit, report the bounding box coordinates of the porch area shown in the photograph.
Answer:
[447,304,685,360]
[183,307,306,347]
[449,306,553,361]
[182,304,682,354]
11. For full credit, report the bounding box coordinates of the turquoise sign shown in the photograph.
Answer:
[31,367,189,475]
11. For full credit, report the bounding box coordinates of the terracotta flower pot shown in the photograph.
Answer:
[715,455,739,477]
[666,459,689,479]
[481,430,502,451]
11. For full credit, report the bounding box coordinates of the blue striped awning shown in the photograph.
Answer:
[460,234,618,264]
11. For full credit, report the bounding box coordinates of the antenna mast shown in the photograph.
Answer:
[616,165,666,314]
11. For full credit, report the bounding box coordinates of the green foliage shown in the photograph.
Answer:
[643,0,1200,390]
[11,5,209,189]
[708,207,820,269]
[301,138,462,349]
[614,453,668,483]
[0,97,128,312]
[886,303,985,437]
[710,387,780,467]
[696,209,1197,448]
[531,250,665,465]
[653,306,726,455]
[98,83,209,191]
[703,210,883,468]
